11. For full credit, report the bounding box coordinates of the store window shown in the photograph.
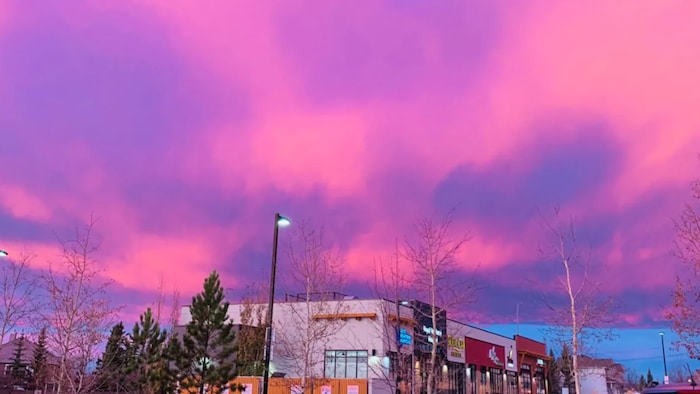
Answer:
[467,364,476,394]
[479,367,488,394]
[535,366,546,394]
[324,350,369,378]
[506,371,518,394]
[490,368,503,394]
[520,364,532,394]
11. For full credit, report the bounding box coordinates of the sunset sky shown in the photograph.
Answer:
[1,0,700,379]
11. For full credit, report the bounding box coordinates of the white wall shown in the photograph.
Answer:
[181,299,415,382]
[579,367,607,394]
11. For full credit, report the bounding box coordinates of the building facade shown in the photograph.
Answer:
[514,335,549,394]
[179,297,548,394]
[463,327,517,394]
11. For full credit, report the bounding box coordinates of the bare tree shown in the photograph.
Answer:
[40,217,120,394]
[154,274,167,325]
[169,286,182,331]
[275,220,348,394]
[668,363,691,383]
[539,208,616,394]
[0,251,39,345]
[152,274,182,332]
[667,177,700,358]
[401,213,477,394]
[237,282,267,376]
[372,241,415,394]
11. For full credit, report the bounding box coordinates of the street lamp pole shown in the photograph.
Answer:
[660,332,668,384]
[262,213,291,394]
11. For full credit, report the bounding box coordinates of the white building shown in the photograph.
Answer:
[180,297,414,394]
[178,296,548,394]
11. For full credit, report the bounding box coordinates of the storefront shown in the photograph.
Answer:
[411,300,447,394]
[464,328,517,394]
[445,320,467,394]
[514,335,550,394]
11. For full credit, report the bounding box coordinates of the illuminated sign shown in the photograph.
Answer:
[488,346,504,367]
[423,326,443,343]
[447,336,465,362]
[399,328,412,345]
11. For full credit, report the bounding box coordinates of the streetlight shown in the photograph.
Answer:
[262,213,291,394]
[0,250,8,257]
[659,332,668,384]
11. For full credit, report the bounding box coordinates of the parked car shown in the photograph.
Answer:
[643,382,699,393]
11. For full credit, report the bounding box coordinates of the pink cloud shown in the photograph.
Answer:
[1,0,699,330]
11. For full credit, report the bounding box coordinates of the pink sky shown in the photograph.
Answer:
[1,0,699,345]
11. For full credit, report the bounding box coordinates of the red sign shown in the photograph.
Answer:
[464,337,506,369]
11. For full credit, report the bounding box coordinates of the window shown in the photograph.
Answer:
[506,371,518,394]
[490,368,503,394]
[521,364,532,394]
[535,366,545,394]
[467,364,477,394]
[325,350,368,379]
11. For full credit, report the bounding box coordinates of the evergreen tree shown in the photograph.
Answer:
[547,348,561,394]
[10,335,28,388]
[96,322,129,391]
[647,368,655,385]
[127,307,170,394]
[31,327,49,391]
[172,271,237,394]
[560,344,573,393]
[639,375,647,390]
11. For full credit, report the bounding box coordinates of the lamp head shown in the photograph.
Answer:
[276,215,291,228]
[659,332,664,336]
[0,250,8,257]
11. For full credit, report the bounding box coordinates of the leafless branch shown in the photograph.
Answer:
[538,207,617,393]
[39,216,121,394]
[667,175,700,358]
[0,250,40,345]
[275,220,348,392]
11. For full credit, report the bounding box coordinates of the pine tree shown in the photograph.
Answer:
[10,335,28,388]
[31,327,49,391]
[647,368,655,385]
[96,322,129,391]
[172,271,238,394]
[560,344,573,393]
[127,307,169,394]
[639,375,647,390]
[547,348,561,394]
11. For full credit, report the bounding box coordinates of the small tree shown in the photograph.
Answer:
[236,284,266,376]
[40,217,120,394]
[638,375,646,390]
[560,344,573,393]
[539,209,616,394]
[401,213,477,394]
[95,322,129,392]
[624,369,641,390]
[372,241,414,394]
[172,271,237,394]
[127,307,169,394]
[667,176,700,357]
[669,364,689,383]
[275,221,348,394]
[547,349,561,394]
[0,252,39,346]
[647,368,655,385]
[31,327,49,392]
[11,335,29,389]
